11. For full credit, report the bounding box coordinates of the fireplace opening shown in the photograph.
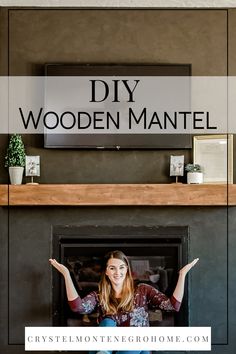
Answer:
[51,226,189,327]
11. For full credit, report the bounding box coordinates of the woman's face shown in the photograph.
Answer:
[105,257,128,287]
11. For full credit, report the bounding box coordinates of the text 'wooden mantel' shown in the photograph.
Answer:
[0,184,235,206]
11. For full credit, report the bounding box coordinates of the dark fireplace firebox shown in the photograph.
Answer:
[51,225,189,327]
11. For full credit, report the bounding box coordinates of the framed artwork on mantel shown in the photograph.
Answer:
[193,134,233,184]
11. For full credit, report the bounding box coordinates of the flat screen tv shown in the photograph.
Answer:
[44,64,191,149]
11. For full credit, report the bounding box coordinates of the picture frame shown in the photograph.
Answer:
[25,155,40,177]
[170,155,184,176]
[193,135,233,184]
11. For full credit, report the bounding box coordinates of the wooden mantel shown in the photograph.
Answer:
[0,184,236,206]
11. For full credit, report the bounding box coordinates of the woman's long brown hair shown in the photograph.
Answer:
[99,250,134,315]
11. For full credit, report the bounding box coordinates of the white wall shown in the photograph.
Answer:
[1,0,236,8]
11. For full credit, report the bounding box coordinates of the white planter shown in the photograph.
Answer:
[9,167,24,185]
[187,172,203,184]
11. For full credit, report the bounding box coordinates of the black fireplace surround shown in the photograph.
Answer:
[51,225,189,328]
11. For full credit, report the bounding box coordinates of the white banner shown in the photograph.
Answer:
[0,76,234,134]
[25,326,211,351]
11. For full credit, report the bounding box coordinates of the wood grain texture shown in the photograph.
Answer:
[0,184,235,206]
[0,185,8,205]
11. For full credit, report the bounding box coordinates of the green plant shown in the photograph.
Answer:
[185,163,202,173]
[5,134,26,168]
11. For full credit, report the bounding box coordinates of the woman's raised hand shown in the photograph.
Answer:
[49,259,79,300]
[172,258,199,303]
[179,258,199,277]
[49,258,69,277]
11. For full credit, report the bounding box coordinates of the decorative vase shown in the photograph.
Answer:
[187,172,203,184]
[9,167,24,185]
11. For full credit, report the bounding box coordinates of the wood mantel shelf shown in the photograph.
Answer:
[0,184,236,206]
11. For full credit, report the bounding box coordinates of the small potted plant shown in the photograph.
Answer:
[185,163,203,184]
[5,134,26,184]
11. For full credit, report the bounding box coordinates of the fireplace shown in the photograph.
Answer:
[51,225,189,327]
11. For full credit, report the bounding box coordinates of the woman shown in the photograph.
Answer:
[49,250,199,353]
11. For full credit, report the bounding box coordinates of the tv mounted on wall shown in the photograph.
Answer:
[44,64,192,149]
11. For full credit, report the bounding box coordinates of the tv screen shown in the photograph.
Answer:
[44,64,191,149]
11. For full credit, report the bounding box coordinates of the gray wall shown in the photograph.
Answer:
[0,7,235,354]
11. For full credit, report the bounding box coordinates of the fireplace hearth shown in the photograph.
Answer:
[51,225,189,327]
